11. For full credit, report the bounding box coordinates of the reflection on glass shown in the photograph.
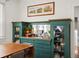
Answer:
[16,27,20,32]
[32,24,50,39]
[14,26,20,39]
[53,26,64,58]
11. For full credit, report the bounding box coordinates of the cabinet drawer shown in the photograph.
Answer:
[34,43,50,49]
[34,39,50,45]
[35,48,50,54]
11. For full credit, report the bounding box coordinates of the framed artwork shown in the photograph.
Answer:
[27,2,55,17]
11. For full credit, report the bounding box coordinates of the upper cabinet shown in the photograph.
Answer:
[12,22,21,42]
[12,21,51,42]
[12,22,32,42]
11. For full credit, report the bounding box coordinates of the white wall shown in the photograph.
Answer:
[4,0,21,42]
[0,0,6,3]
[19,0,72,22]
[0,0,6,44]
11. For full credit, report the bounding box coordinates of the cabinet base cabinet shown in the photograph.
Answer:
[34,47,51,58]
[20,38,51,58]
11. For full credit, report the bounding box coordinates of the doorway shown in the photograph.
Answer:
[74,6,79,57]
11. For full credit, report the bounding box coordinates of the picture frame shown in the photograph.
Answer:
[27,2,55,17]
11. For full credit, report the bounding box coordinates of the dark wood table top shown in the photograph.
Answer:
[0,43,33,58]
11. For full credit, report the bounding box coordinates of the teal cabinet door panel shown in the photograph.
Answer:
[35,48,50,54]
[50,20,71,58]
[34,44,50,49]
[64,24,70,58]
[34,39,50,45]
[12,22,22,42]
[34,51,51,58]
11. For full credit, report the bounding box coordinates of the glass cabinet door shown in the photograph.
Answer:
[50,20,71,58]
[53,26,64,58]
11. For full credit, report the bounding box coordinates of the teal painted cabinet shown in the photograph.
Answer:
[20,38,51,58]
[12,22,22,42]
[34,39,51,58]
[18,19,71,58]
[12,22,32,42]
[50,19,71,58]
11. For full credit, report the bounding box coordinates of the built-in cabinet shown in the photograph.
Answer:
[12,19,71,58]
[20,37,51,58]
[50,19,71,58]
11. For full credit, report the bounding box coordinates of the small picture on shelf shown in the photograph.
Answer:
[15,35,19,38]
[15,27,20,32]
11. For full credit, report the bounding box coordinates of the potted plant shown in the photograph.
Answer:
[24,27,32,37]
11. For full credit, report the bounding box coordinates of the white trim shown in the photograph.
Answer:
[0,3,6,37]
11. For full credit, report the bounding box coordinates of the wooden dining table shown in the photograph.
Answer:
[0,43,34,58]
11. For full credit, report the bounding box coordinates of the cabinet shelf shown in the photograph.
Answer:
[12,22,32,42]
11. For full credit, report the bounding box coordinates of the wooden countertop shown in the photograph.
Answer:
[0,43,33,58]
